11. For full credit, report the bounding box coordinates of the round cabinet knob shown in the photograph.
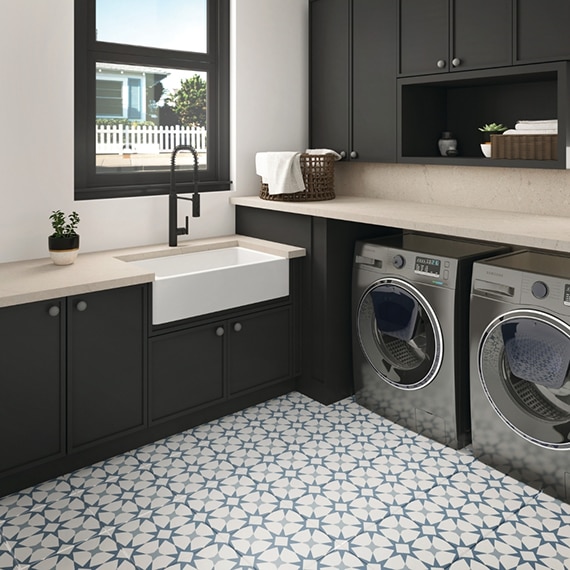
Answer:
[215,326,225,337]
[233,322,243,333]
[76,300,87,312]
[392,254,406,269]
[531,281,549,299]
[350,151,358,159]
[339,151,347,159]
[48,305,60,317]
[451,57,461,67]
[436,59,446,69]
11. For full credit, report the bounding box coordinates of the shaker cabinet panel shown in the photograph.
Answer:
[515,0,570,63]
[0,300,64,474]
[399,0,512,76]
[150,323,224,422]
[309,0,350,155]
[399,0,448,76]
[229,307,291,395]
[452,0,512,71]
[310,0,397,162]
[68,286,145,450]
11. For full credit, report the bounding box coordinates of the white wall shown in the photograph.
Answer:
[0,0,308,263]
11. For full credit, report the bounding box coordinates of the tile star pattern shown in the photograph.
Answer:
[0,391,568,569]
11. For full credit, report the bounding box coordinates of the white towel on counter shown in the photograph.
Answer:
[255,152,305,195]
[304,148,343,160]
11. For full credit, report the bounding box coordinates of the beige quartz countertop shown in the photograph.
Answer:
[231,195,570,253]
[0,235,305,309]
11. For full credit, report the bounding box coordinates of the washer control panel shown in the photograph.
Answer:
[356,243,456,288]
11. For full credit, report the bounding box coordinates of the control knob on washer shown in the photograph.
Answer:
[392,254,405,269]
[531,281,548,299]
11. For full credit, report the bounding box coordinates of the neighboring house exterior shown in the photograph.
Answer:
[96,63,168,122]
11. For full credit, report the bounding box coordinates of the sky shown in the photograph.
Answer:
[96,0,207,54]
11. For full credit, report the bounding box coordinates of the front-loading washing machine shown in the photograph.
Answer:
[353,233,508,449]
[470,250,570,501]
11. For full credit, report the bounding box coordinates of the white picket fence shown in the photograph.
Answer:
[96,124,207,154]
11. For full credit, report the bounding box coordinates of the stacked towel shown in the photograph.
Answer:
[255,152,305,195]
[503,119,558,135]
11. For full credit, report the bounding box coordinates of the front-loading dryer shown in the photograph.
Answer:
[353,233,508,449]
[470,250,570,501]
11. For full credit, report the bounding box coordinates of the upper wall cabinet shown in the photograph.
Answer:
[515,0,570,64]
[310,0,398,162]
[399,0,512,77]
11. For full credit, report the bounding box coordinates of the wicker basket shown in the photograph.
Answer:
[259,153,335,201]
[491,134,558,160]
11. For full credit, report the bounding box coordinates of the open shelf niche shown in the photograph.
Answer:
[398,62,569,169]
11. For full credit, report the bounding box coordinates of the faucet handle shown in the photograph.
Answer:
[177,216,189,236]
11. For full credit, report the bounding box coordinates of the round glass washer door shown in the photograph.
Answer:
[356,277,443,390]
[478,309,570,449]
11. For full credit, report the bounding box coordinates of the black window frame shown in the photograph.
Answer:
[75,0,230,200]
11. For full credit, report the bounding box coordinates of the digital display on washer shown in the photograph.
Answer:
[415,256,441,276]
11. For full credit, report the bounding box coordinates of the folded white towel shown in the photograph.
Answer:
[304,148,343,160]
[515,120,558,132]
[255,152,305,195]
[517,119,558,126]
[503,128,557,135]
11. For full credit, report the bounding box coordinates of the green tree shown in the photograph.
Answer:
[169,75,207,128]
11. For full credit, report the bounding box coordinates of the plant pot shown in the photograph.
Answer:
[49,235,80,266]
[480,143,492,158]
[482,132,503,143]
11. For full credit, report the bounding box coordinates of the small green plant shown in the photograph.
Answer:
[478,122,508,133]
[50,210,80,238]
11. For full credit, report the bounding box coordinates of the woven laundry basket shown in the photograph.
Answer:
[259,153,335,201]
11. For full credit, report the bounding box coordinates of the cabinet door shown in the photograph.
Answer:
[150,323,224,422]
[400,0,512,76]
[352,0,398,162]
[452,0,512,72]
[0,300,64,473]
[399,0,448,76]
[229,308,291,395]
[309,0,350,156]
[68,286,145,450]
[515,0,570,63]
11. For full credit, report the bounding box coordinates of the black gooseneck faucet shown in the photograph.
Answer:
[169,144,201,247]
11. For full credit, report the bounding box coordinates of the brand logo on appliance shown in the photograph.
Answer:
[485,270,504,278]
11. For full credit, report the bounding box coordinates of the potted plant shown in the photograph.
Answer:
[478,122,508,142]
[48,210,80,265]
[478,123,508,157]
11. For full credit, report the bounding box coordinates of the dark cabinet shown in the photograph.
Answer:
[0,284,146,483]
[399,0,512,76]
[0,300,65,475]
[236,206,395,404]
[515,0,570,64]
[310,0,397,162]
[150,304,293,423]
[229,307,291,396]
[150,322,224,422]
[68,286,146,450]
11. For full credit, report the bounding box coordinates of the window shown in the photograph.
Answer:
[75,0,230,200]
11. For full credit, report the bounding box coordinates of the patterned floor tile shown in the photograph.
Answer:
[451,492,570,570]
[1,391,570,570]
[2,494,102,567]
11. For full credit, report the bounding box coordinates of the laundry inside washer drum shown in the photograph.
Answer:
[371,286,419,342]
[501,320,570,389]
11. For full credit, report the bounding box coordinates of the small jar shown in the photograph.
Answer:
[438,131,458,157]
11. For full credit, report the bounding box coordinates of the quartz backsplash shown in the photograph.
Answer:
[335,162,570,218]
